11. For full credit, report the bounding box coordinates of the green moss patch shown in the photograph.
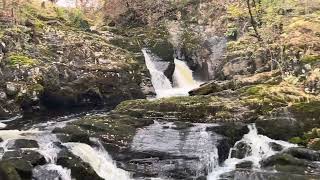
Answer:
[301,55,320,64]
[7,54,38,67]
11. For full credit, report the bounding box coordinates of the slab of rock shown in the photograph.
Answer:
[2,150,46,166]
[7,139,39,150]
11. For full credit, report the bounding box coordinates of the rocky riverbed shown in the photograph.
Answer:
[1,0,320,179]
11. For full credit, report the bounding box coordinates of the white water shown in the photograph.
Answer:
[64,138,131,180]
[142,49,173,98]
[207,124,297,180]
[0,114,130,180]
[142,49,201,98]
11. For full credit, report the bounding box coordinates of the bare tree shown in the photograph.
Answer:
[246,0,262,41]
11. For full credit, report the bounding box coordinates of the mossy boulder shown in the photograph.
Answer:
[54,113,154,156]
[0,161,21,180]
[260,153,320,174]
[0,159,33,179]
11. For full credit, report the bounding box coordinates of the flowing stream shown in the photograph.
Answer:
[0,113,130,180]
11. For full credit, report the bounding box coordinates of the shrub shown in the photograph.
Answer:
[68,9,90,30]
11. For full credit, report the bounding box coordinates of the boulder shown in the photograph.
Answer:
[0,161,21,180]
[2,150,46,166]
[5,83,19,97]
[284,147,320,161]
[7,139,39,150]
[260,153,320,174]
[57,149,103,180]
[230,142,252,159]
[235,161,253,169]
[53,125,91,144]
[1,159,33,179]
[220,169,320,180]
[269,142,284,152]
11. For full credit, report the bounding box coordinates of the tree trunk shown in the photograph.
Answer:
[246,0,262,41]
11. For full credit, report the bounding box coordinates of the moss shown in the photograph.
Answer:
[301,55,320,64]
[0,161,21,180]
[68,9,90,30]
[7,54,38,67]
[29,84,44,93]
[34,19,45,31]
[291,101,320,116]
[109,26,173,61]
[240,83,312,115]
[115,95,246,122]
[288,137,303,144]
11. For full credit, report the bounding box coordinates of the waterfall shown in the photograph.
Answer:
[142,49,173,98]
[173,59,199,88]
[207,124,297,180]
[63,139,131,180]
[142,49,200,98]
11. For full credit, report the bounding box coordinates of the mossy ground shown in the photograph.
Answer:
[7,54,38,67]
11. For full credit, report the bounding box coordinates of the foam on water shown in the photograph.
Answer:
[207,124,297,179]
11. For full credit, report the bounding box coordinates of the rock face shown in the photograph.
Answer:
[0,23,155,118]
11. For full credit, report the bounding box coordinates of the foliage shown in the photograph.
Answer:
[68,9,90,30]
[289,127,320,150]
[227,4,246,19]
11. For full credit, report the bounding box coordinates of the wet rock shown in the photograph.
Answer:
[269,142,284,151]
[2,159,33,179]
[57,149,103,180]
[53,125,90,144]
[230,142,252,159]
[172,121,194,130]
[209,123,249,146]
[0,91,7,100]
[2,150,46,166]
[235,161,253,169]
[221,169,320,180]
[207,123,249,163]
[256,113,301,141]
[0,161,21,180]
[284,147,320,161]
[5,83,19,97]
[260,153,320,174]
[189,80,235,95]
[55,113,154,162]
[7,139,39,150]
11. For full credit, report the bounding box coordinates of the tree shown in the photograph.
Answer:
[245,0,262,41]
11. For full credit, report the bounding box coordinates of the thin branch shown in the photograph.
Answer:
[246,0,262,41]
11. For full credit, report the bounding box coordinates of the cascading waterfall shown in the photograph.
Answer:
[64,138,131,180]
[142,49,201,98]
[207,124,297,180]
[142,49,173,98]
[173,59,199,88]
